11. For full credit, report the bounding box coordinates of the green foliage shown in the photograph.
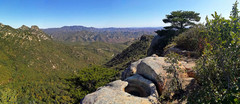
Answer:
[163,10,201,31]
[164,53,182,91]
[155,29,177,37]
[67,65,118,102]
[0,88,17,103]
[7,80,74,103]
[158,52,184,103]
[105,35,154,71]
[173,24,206,54]
[154,30,179,56]
[164,53,182,96]
[188,12,240,103]
[231,0,239,19]
[231,0,240,32]
[0,24,127,103]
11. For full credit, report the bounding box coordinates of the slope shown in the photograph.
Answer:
[105,35,154,71]
[0,23,127,103]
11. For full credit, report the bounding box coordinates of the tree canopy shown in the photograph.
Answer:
[163,10,201,31]
[231,0,239,18]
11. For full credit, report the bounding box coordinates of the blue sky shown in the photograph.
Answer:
[0,0,237,28]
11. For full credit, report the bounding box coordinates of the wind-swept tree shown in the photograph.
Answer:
[163,10,201,31]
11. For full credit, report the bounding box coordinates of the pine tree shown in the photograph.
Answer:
[162,10,201,32]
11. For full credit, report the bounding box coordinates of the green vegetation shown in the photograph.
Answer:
[153,30,179,55]
[153,11,201,56]
[105,35,154,71]
[67,65,118,102]
[163,1,240,103]
[188,11,240,103]
[0,24,127,103]
[0,88,18,103]
[0,23,154,103]
[163,10,201,32]
[164,24,207,58]
[172,25,205,52]
[158,52,183,102]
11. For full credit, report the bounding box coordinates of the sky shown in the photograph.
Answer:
[0,0,237,28]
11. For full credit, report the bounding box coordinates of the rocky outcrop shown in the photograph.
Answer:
[82,54,196,104]
[17,25,51,41]
[122,56,170,95]
[82,75,159,104]
[122,54,197,94]
[31,25,40,31]
[19,25,30,30]
[19,25,40,31]
[147,35,167,56]
[125,74,158,98]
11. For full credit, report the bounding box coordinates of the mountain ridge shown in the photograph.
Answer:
[43,25,161,43]
[42,25,163,30]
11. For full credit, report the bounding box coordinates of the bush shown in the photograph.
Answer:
[155,29,178,37]
[0,88,17,103]
[158,52,183,102]
[67,65,118,102]
[173,25,206,52]
[188,12,240,104]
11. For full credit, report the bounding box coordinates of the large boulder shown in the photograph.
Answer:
[122,55,170,94]
[122,55,196,95]
[122,55,169,79]
[82,74,159,104]
[121,59,143,80]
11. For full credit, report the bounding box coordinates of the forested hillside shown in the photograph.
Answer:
[43,26,160,43]
[0,24,127,103]
[105,35,154,71]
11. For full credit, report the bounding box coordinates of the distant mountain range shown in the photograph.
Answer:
[43,26,162,43]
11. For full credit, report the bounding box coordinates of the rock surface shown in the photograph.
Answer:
[125,74,158,98]
[181,78,196,91]
[122,55,170,94]
[83,54,197,104]
[19,25,30,30]
[147,35,167,56]
[31,25,40,31]
[122,55,196,94]
[82,77,159,104]
[164,46,199,58]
